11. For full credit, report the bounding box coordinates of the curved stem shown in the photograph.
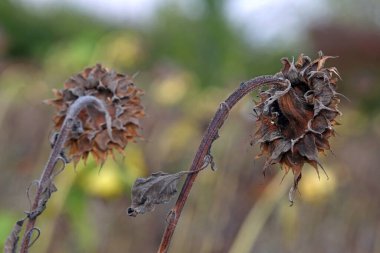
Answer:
[157,76,285,253]
[19,96,110,253]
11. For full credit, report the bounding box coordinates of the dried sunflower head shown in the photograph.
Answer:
[46,64,144,165]
[252,52,343,198]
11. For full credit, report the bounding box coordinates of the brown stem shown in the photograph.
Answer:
[157,75,285,253]
[19,96,110,253]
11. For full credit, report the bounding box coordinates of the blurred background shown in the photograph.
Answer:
[1,0,380,252]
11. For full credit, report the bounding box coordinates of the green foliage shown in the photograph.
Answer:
[0,211,18,249]
[0,0,109,60]
[65,184,96,252]
[146,0,251,88]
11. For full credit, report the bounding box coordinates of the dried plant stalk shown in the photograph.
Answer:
[19,96,111,252]
[157,76,286,253]
[6,64,145,253]
[158,52,343,252]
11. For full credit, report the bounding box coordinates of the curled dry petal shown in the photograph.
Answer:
[252,52,343,202]
[45,64,144,165]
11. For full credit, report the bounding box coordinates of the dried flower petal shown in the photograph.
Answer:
[46,64,144,165]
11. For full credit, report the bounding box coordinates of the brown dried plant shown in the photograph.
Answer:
[153,52,343,252]
[45,64,144,165]
[5,65,144,253]
[252,51,343,203]
[5,52,343,253]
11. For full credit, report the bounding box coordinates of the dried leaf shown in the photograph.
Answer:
[127,156,214,217]
[127,171,189,217]
[289,172,302,206]
[27,180,57,220]
[4,219,24,253]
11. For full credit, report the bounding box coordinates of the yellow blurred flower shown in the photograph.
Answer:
[157,119,200,159]
[78,146,147,198]
[81,164,124,198]
[299,165,337,203]
[92,32,142,68]
[152,72,192,106]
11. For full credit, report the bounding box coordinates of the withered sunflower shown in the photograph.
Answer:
[252,52,343,202]
[46,64,144,165]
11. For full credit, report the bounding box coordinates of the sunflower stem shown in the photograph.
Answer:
[157,76,285,253]
[17,96,110,253]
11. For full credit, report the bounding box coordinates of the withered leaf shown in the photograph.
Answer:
[127,155,214,217]
[4,219,24,253]
[27,180,57,220]
[127,171,189,217]
[289,172,302,206]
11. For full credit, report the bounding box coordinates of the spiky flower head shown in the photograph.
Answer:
[46,64,144,165]
[252,52,343,199]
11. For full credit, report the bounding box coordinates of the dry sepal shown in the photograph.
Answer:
[46,64,145,165]
[252,52,343,201]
